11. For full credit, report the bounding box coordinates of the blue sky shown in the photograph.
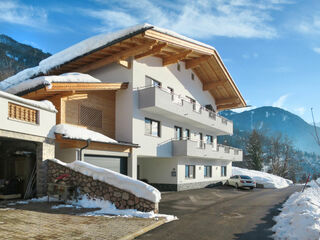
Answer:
[0,0,319,122]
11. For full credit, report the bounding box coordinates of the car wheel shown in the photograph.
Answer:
[236,183,239,189]
[250,187,254,190]
[226,180,229,186]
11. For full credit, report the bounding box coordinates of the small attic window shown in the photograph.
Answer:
[191,73,195,80]
[177,63,181,71]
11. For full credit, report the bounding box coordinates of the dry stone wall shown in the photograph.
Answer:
[47,160,158,213]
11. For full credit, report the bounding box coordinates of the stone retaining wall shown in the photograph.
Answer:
[47,160,158,213]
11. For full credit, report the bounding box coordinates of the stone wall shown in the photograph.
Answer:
[47,160,158,213]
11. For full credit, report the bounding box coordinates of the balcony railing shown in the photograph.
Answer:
[138,86,233,134]
[172,137,242,161]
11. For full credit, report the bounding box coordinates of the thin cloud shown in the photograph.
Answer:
[0,1,48,29]
[272,94,290,108]
[313,47,320,54]
[81,0,292,39]
[294,107,306,116]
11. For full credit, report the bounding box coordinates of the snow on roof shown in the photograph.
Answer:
[0,90,56,112]
[2,72,101,95]
[53,124,117,144]
[49,158,161,203]
[232,167,293,189]
[0,23,215,93]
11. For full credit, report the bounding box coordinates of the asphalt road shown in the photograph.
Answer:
[137,185,302,240]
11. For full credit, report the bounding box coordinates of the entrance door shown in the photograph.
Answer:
[84,154,128,175]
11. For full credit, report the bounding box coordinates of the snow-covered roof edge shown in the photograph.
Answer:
[49,158,161,203]
[0,23,217,91]
[0,90,57,112]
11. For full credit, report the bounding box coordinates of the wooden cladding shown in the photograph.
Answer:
[8,102,38,124]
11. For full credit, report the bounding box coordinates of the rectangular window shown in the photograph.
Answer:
[174,126,182,140]
[204,166,212,178]
[185,165,195,178]
[183,129,190,139]
[206,135,213,144]
[146,76,161,88]
[221,166,227,177]
[145,118,160,137]
[177,63,181,71]
[191,73,195,80]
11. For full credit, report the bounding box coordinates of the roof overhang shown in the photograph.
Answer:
[17,26,246,110]
[21,82,128,100]
[55,133,139,152]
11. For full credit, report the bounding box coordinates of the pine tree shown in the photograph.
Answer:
[245,130,264,171]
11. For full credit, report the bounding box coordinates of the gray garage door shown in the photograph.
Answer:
[84,154,128,175]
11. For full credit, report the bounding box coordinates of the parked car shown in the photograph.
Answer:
[226,175,256,189]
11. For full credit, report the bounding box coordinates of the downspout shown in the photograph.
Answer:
[79,139,91,161]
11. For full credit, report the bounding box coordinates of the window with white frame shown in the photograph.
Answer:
[185,165,195,178]
[145,118,160,137]
[221,166,227,177]
[204,166,212,178]
[146,76,161,88]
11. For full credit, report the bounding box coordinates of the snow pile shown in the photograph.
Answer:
[232,167,293,189]
[4,72,101,95]
[49,159,161,203]
[53,124,117,144]
[0,90,56,112]
[0,23,215,92]
[272,180,320,240]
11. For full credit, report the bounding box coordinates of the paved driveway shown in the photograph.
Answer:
[137,185,302,240]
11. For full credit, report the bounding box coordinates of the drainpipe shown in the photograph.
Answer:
[79,139,91,161]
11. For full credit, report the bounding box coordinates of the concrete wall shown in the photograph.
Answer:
[0,94,56,139]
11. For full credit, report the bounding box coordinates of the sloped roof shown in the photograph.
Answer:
[0,23,246,110]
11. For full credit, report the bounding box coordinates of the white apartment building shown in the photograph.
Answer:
[0,24,246,191]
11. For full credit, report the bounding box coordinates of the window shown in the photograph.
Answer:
[221,166,227,177]
[197,132,203,148]
[177,63,181,71]
[191,73,195,80]
[183,129,190,139]
[145,118,160,137]
[206,135,213,144]
[185,165,195,178]
[80,105,102,128]
[146,76,161,88]
[174,126,182,140]
[204,166,212,178]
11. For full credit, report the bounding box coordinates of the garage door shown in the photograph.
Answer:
[84,154,128,175]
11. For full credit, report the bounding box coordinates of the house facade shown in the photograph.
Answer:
[0,24,246,192]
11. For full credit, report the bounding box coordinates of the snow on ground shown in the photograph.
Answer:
[4,72,101,95]
[8,195,177,222]
[0,90,56,112]
[0,23,216,92]
[52,123,117,144]
[49,159,161,203]
[232,167,293,189]
[272,180,320,240]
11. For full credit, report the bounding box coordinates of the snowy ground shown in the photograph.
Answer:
[272,180,320,240]
[232,167,293,189]
[8,195,177,223]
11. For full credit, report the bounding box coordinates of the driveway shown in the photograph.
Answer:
[137,185,302,240]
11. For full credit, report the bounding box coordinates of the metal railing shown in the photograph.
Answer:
[138,85,232,125]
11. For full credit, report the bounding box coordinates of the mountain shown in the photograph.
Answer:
[220,106,320,154]
[0,34,51,81]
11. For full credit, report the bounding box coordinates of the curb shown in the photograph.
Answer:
[118,218,167,240]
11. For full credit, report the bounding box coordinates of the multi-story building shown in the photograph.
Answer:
[0,24,246,192]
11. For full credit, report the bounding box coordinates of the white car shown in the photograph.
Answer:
[226,175,256,189]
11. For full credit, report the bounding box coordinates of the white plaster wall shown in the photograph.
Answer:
[55,145,78,163]
[138,157,178,184]
[0,96,56,139]
[177,158,232,184]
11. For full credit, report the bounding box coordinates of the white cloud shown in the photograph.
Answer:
[82,0,292,39]
[313,47,320,54]
[0,1,47,29]
[293,107,306,116]
[272,94,290,108]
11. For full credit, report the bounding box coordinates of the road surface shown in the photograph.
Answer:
[137,185,301,240]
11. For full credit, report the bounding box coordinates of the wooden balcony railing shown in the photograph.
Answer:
[8,102,39,124]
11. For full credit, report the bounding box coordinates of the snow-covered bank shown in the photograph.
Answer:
[272,180,320,240]
[232,167,293,189]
